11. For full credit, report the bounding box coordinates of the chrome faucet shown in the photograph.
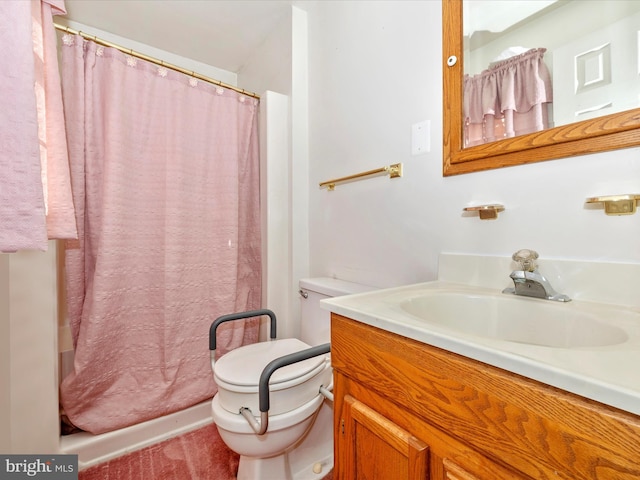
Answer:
[502,249,571,302]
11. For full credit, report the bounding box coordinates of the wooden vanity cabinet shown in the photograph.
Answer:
[331,314,640,480]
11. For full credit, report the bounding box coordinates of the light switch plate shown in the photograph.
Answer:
[411,120,430,155]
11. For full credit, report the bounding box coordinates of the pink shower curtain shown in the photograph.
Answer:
[464,48,552,147]
[59,35,262,434]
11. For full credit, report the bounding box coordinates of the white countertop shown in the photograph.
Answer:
[322,280,640,416]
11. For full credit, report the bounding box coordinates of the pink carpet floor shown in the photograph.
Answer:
[78,422,334,479]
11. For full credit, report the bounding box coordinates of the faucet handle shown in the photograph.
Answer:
[512,249,539,272]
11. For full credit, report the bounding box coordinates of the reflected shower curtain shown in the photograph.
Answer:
[59,35,261,434]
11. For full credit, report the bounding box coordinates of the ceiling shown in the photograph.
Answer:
[61,0,296,73]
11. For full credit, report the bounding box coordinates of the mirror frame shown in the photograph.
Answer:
[443,0,640,176]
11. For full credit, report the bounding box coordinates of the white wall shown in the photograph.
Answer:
[259,91,293,339]
[57,20,238,86]
[0,254,9,452]
[241,6,309,338]
[305,0,640,290]
[239,9,293,96]
[0,246,59,453]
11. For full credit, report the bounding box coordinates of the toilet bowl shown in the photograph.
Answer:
[211,337,331,480]
[212,394,323,464]
[210,278,376,480]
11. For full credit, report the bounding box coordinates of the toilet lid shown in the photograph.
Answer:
[214,338,327,388]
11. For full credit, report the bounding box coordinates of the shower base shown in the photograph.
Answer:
[59,400,213,470]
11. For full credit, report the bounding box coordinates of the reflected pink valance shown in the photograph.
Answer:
[463,48,553,147]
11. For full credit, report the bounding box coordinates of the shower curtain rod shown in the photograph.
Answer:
[53,23,260,100]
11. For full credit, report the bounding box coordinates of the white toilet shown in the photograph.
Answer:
[210,277,375,480]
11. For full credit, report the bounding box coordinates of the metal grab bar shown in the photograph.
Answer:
[319,385,334,402]
[209,309,277,373]
[240,342,332,435]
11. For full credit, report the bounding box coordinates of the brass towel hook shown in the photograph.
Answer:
[585,194,640,215]
[463,204,505,220]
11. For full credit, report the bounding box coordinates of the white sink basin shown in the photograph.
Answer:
[321,280,640,415]
[400,292,628,348]
[321,254,640,415]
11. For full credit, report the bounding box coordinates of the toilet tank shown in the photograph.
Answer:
[298,277,377,346]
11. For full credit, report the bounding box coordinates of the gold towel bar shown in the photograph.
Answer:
[319,163,402,191]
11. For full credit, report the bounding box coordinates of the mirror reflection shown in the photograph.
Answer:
[463,0,640,148]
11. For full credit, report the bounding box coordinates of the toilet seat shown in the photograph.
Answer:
[214,338,331,416]
[215,338,325,388]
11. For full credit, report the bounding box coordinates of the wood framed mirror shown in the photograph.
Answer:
[443,0,640,176]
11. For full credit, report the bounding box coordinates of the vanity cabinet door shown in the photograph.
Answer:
[332,315,533,480]
[441,459,483,480]
[341,394,429,479]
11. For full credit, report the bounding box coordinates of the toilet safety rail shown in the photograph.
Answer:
[240,343,331,435]
[209,309,278,373]
[209,310,332,435]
